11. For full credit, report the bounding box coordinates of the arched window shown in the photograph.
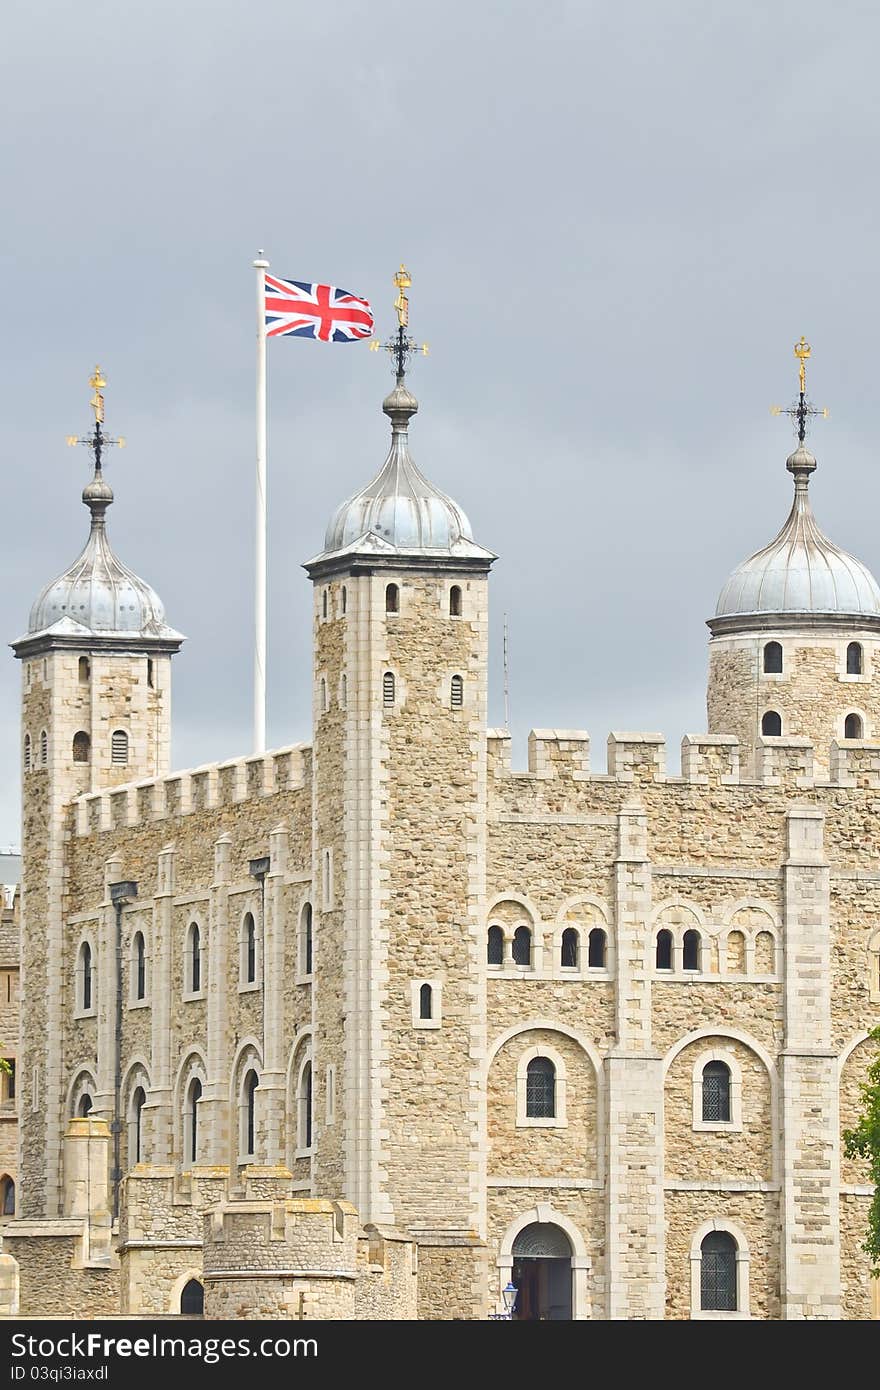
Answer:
[40,730,48,766]
[700,1231,737,1311]
[244,1068,259,1156]
[560,927,579,968]
[79,941,93,1011]
[656,929,673,971]
[419,983,433,1019]
[450,674,464,708]
[385,583,399,614]
[847,641,863,675]
[449,586,462,616]
[244,913,256,984]
[763,641,783,673]
[133,932,146,1001]
[300,903,313,976]
[180,1278,204,1316]
[78,656,90,682]
[72,731,90,763]
[588,927,607,968]
[487,925,503,966]
[0,1176,14,1216]
[761,710,781,736]
[185,1077,202,1164]
[147,657,154,688]
[845,712,864,739]
[525,1057,556,1119]
[111,729,129,764]
[341,585,347,615]
[383,671,395,707]
[187,923,201,994]
[683,929,701,971]
[131,1086,146,1164]
[1,1061,14,1103]
[702,1061,731,1122]
[340,674,347,709]
[512,925,532,967]
[77,1093,93,1118]
[23,734,31,772]
[298,1061,313,1151]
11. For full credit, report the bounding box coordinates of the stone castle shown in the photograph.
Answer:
[2,337,880,1320]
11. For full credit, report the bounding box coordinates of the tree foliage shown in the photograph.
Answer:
[843,1025,880,1277]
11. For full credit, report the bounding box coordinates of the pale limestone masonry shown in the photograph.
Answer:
[5,385,880,1320]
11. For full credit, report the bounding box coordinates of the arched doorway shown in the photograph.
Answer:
[511,1222,573,1320]
[180,1278,204,1316]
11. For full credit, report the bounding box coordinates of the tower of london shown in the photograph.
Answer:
[2,340,879,1321]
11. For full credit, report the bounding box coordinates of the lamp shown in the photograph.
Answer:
[501,1281,518,1317]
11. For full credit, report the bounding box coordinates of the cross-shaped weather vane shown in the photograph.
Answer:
[771,336,829,444]
[66,365,126,472]
[369,265,429,380]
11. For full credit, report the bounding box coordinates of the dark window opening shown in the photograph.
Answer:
[763,641,783,673]
[656,929,673,970]
[702,1061,732,1122]
[132,1086,146,1164]
[845,712,864,739]
[134,932,146,1000]
[81,942,92,1011]
[451,674,464,708]
[487,925,503,966]
[111,729,129,764]
[77,1093,93,1118]
[700,1231,737,1311]
[525,1057,556,1118]
[419,982,433,1019]
[0,1177,14,1216]
[560,927,579,968]
[180,1278,204,1316]
[847,641,863,675]
[72,731,90,763]
[385,583,399,614]
[683,929,701,971]
[244,914,256,983]
[341,585,347,615]
[302,903,313,975]
[587,927,607,968]
[383,671,395,707]
[188,1078,202,1163]
[245,1069,258,1155]
[78,656,91,682]
[512,925,532,966]
[449,586,462,616]
[189,925,201,993]
[147,657,154,688]
[761,710,782,736]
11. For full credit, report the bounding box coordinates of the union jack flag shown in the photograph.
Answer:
[264,274,374,343]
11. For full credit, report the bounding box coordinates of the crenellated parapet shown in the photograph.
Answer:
[72,743,311,836]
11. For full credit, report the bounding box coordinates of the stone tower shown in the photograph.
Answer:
[10,374,182,1216]
[707,437,880,776]
[304,321,496,1313]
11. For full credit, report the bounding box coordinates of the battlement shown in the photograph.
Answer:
[72,743,311,837]
[487,728,880,790]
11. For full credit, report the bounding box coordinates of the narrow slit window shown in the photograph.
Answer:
[111,729,129,764]
[340,674,347,709]
[322,589,328,619]
[560,927,579,968]
[134,932,146,1000]
[512,925,532,967]
[761,710,781,736]
[450,674,464,708]
[487,925,503,965]
[147,658,154,688]
[763,641,783,673]
[683,929,701,971]
[40,730,48,766]
[244,1069,259,1156]
[188,924,201,993]
[23,734,31,772]
[419,982,433,1019]
[341,585,347,615]
[244,913,256,984]
[588,927,607,968]
[132,1086,146,1164]
[656,929,673,971]
[847,641,863,675]
[80,942,93,1011]
[383,671,395,707]
[385,583,399,614]
[449,586,462,616]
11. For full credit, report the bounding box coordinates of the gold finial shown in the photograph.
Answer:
[393,264,411,327]
[89,364,106,423]
[794,336,811,395]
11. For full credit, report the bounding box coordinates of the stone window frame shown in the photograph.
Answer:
[74,933,97,1020]
[691,1047,743,1132]
[39,728,48,767]
[339,672,348,710]
[651,904,710,978]
[110,728,129,765]
[760,639,785,678]
[689,1219,751,1320]
[239,1063,261,1164]
[759,708,783,737]
[238,908,260,994]
[294,1052,314,1159]
[410,977,442,1030]
[128,925,150,1008]
[515,1043,568,1129]
[182,917,206,1002]
[552,915,613,981]
[296,900,314,984]
[720,901,781,980]
[23,732,31,773]
[176,1052,207,1169]
[121,1059,151,1169]
[448,583,463,618]
[840,640,871,682]
[841,705,869,740]
[67,1067,97,1120]
[868,928,880,1005]
[382,665,405,711]
[315,668,329,715]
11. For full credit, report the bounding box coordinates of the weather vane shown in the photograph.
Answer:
[369,264,429,380]
[66,364,126,471]
[771,336,829,444]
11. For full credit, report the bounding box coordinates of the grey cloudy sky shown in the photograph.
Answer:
[2,0,880,846]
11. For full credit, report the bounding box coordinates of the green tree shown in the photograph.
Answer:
[843,1025,880,1277]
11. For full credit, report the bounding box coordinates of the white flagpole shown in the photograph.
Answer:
[253,250,270,753]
